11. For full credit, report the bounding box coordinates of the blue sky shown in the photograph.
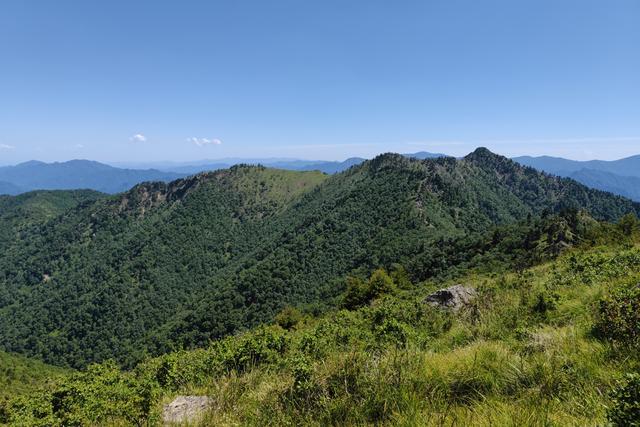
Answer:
[1,0,639,164]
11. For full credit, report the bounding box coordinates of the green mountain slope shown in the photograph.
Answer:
[2,221,639,426]
[162,150,640,350]
[0,149,638,369]
[0,167,328,367]
[0,190,104,251]
[0,351,68,401]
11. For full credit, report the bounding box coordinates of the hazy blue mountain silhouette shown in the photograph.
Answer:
[0,160,184,194]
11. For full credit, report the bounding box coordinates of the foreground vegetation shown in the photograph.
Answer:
[2,216,639,426]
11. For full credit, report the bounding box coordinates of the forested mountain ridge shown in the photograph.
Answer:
[0,167,328,367]
[0,190,104,252]
[463,148,639,219]
[0,148,638,369]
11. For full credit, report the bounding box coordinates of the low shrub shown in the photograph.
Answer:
[221,326,289,372]
[531,288,560,316]
[594,284,640,348]
[275,306,304,330]
[3,361,159,426]
[608,373,640,426]
[342,269,397,309]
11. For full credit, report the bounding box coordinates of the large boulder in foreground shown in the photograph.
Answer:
[162,395,212,425]
[424,285,477,311]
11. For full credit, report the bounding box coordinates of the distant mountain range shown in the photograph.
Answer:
[1,152,638,201]
[562,169,640,202]
[153,157,369,175]
[0,160,184,194]
[513,155,640,201]
[123,152,447,175]
[0,181,23,196]
[0,152,447,195]
[513,154,640,177]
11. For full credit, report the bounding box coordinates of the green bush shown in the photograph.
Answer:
[342,269,397,309]
[275,306,304,330]
[222,326,289,372]
[3,361,159,426]
[286,355,317,404]
[595,284,640,348]
[608,373,640,426]
[531,289,560,316]
[618,213,640,237]
[366,298,450,347]
[367,269,396,300]
[343,276,368,310]
[390,263,413,289]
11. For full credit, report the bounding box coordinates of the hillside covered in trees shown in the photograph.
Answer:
[0,190,103,250]
[1,212,639,426]
[0,148,638,371]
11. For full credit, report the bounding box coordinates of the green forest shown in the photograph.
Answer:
[1,149,639,425]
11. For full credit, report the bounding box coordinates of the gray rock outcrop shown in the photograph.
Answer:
[162,395,212,425]
[424,284,476,311]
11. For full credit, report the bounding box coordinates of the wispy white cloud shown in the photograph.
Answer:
[129,133,147,143]
[188,137,222,147]
[0,144,14,150]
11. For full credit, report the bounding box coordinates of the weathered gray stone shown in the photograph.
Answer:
[424,284,476,311]
[162,395,212,425]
